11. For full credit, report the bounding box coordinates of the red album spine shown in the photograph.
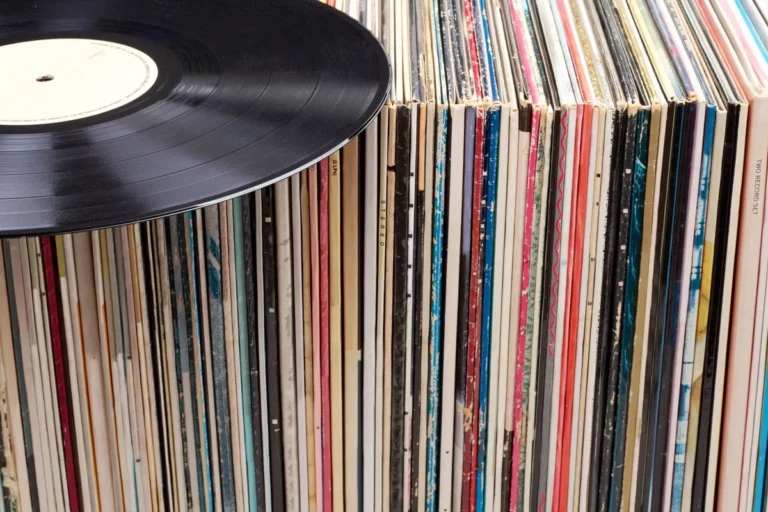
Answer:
[556,106,587,509]
[41,236,82,512]
[461,109,486,512]
[459,0,487,506]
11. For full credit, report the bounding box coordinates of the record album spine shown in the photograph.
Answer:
[460,104,485,512]
[376,108,391,512]
[363,116,379,512]
[329,150,345,512]
[7,239,44,512]
[342,138,361,512]
[203,206,236,511]
[300,170,318,512]
[681,106,724,512]
[292,176,311,512]
[262,187,288,511]
[383,106,396,512]
[194,211,221,512]
[511,106,541,512]
[233,198,259,511]
[673,106,715,510]
[409,104,428,512]
[487,103,515,512]
[532,106,564,512]
[183,213,212,512]
[476,105,502,512]
[40,237,81,512]
[554,104,580,512]
[719,82,768,512]
[453,105,477,512]
[275,180,301,512]
[308,165,325,512]
[319,159,334,512]
[242,197,267,512]
[436,104,467,512]
[0,244,30,512]
[390,105,412,512]
[524,108,553,511]
[610,108,650,510]
[501,104,530,512]
[426,105,449,512]
[596,108,635,511]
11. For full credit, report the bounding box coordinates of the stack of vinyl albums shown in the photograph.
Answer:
[8,0,768,510]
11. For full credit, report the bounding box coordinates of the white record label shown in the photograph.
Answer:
[0,38,159,126]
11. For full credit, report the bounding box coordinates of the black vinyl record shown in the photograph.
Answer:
[0,0,389,236]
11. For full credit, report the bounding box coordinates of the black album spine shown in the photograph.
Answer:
[242,195,267,510]
[637,102,681,503]
[166,218,195,508]
[652,101,696,512]
[410,109,426,512]
[261,186,287,510]
[598,109,637,509]
[610,107,650,509]
[641,100,687,509]
[588,108,624,512]
[390,104,412,512]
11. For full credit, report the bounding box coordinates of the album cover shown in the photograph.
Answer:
[341,137,361,512]
[289,175,311,512]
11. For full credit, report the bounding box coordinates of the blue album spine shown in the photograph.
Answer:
[187,212,214,512]
[233,198,258,510]
[476,106,501,512]
[672,107,715,510]
[204,207,237,510]
[426,108,449,512]
[609,109,649,511]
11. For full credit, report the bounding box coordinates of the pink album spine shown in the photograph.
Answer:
[319,158,333,511]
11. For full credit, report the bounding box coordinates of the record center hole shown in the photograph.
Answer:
[36,75,54,83]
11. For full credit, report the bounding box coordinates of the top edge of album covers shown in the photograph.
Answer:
[625,0,686,102]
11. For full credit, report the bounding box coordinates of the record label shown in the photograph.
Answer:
[0,38,158,125]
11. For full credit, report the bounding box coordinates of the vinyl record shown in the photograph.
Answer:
[0,0,389,236]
